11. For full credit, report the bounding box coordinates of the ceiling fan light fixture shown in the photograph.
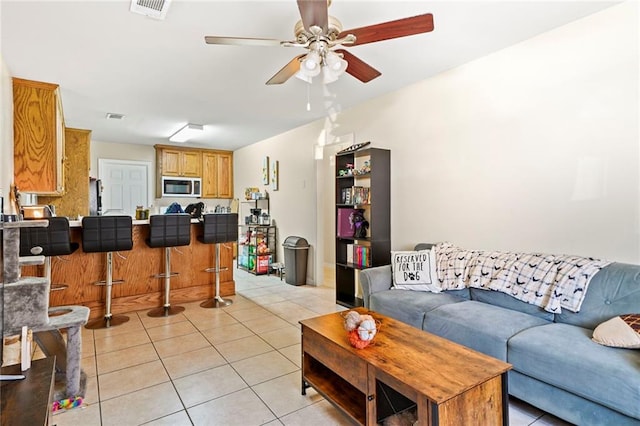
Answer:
[169,123,203,143]
[301,51,322,74]
[294,71,313,84]
[322,66,340,84]
[325,51,347,73]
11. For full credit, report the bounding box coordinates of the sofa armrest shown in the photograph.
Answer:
[360,265,393,308]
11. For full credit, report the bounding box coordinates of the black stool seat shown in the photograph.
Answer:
[198,213,238,309]
[81,216,133,253]
[19,217,78,292]
[20,217,79,257]
[147,214,191,248]
[81,215,133,329]
[145,214,191,317]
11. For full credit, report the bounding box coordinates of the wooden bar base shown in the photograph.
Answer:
[21,223,235,319]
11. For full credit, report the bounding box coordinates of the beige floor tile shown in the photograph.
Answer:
[279,399,352,426]
[153,332,210,358]
[227,306,272,322]
[260,325,301,349]
[143,410,193,426]
[49,401,101,426]
[98,360,169,401]
[252,371,322,417]
[137,310,188,328]
[278,344,302,367]
[81,356,97,378]
[200,322,255,345]
[231,350,298,386]
[91,315,144,339]
[214,334,272,362]
[242,314,292,334]
[96,342,158,374]
[188,388,276,426]
[162,346,227,379]
[246,293,287,306]
[187,311,239,331]
[94,329,150,355]
[100,382,183,426]
[83,375,99,405]
[81,333,96,359]
[173,364,247,408]
[146,320,198,342]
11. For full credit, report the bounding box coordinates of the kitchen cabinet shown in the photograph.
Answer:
[38,128,91,218]
[13,77,65,195]
[202,151,233,199]
[158,147,201,177]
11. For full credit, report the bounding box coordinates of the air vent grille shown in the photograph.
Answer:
[130,0,171,20]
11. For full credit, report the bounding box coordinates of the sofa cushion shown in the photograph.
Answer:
[555,262,640,329]
[369,289,467,329]
[424,301,549,361]
[508,322,640,420]
[469,288,555,322]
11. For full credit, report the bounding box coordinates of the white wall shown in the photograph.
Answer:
[235,0,640,287]
[234,120,324,285]
[90,139,155,178]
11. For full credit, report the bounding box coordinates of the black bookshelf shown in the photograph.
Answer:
[335,147,390,307]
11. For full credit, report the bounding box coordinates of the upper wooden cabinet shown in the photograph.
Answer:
[13,78,65,195]
[155,145,233,199]
[202,151,233,199]
[159,148,201,177]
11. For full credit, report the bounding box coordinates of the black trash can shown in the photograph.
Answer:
[283,236,310,286]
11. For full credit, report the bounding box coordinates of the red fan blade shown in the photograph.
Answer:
[339,13,434,46]
[297,0,328,32]
[335,49,381,83]
[266,55,305,85]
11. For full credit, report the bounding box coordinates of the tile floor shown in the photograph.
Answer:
[47,268,571,426]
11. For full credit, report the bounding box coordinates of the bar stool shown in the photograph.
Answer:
[19,216,79,292]
[81,215,133,329]
[198,213,238,308]
[145,214,191,317]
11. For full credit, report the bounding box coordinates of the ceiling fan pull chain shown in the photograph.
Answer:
[306,83,311,111]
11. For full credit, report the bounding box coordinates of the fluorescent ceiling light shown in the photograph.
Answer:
[169,123,203,142]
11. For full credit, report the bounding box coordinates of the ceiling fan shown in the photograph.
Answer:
[204,0,434,85]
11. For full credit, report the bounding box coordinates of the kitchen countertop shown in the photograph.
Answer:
[68,217,203,227]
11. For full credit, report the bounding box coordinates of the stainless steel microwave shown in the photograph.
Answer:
[161,176,202,197]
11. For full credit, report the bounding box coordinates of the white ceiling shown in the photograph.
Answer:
[1,1,618,151]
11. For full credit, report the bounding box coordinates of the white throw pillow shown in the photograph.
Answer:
[592,314,640,349]
[391,249,441,292]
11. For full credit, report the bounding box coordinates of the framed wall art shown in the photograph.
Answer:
[271,160,279,191]
[262,156,269,185]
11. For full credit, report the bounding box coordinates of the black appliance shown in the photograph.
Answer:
[89,178,103,216]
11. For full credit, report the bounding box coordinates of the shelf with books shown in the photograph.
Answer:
[335,147,390,308]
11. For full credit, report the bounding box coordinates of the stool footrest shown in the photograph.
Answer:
[151,272,179,279]
[92,279,125,286]
[204,267,229,273]
[50,284,69,292]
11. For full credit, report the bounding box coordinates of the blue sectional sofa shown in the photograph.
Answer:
[360,244,640,425]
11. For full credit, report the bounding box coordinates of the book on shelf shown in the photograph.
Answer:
[347,244,371,267]
[340,186,370,205]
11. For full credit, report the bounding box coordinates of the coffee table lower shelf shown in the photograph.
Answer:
[300,309,511,426]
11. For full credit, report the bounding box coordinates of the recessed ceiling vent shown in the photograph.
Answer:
[130,0,171,20]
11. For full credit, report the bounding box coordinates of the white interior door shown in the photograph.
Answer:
[98,159,152,216]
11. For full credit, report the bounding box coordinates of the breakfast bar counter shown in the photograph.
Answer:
[21,219,235,320]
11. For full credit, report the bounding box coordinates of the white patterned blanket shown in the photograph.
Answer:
[434,243,611,313]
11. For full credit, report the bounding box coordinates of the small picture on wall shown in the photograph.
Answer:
[271,160,279,191]
[262,156,269,185]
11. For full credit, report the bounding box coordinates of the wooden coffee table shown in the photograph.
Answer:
[300,308,511,426]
